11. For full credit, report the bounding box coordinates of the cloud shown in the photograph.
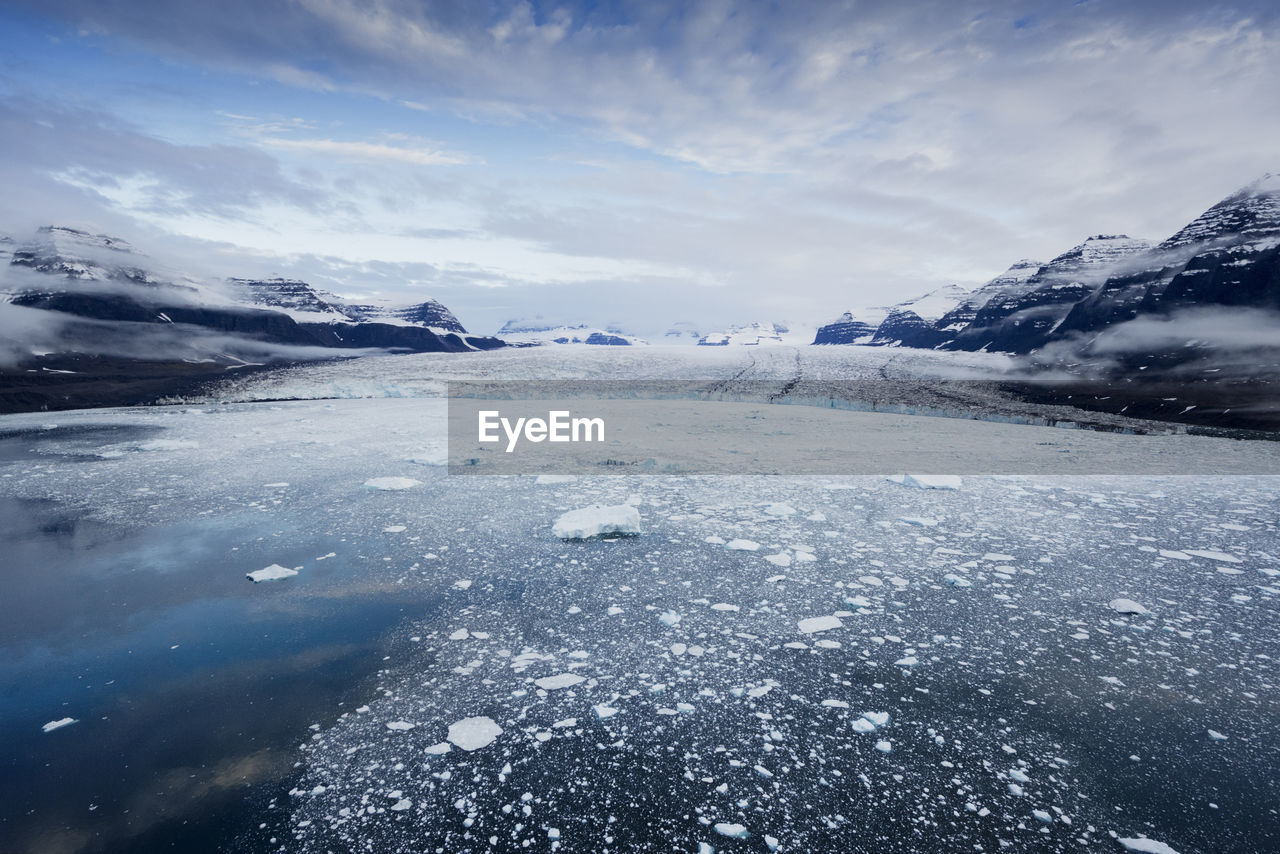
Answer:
[257,136,475,166]
[2,1,1279,333]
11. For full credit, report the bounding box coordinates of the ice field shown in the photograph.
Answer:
[0,346,1277,854]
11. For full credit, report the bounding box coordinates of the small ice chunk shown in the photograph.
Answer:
[390,798,412,811]
[1109,598,1151,615]
[552,505,641,539]
[41,717,77,733]
[1032,809,1052,823]
[894,656,919,667]
[714,822,749,839]
[383,525,407,533]
[659,610,681,626]
[247,564,298,583]
[535,475,577,484]
[898,516,938,527]
[1185,549,1242,563]
[710,603,740,612]
[535,673,585,690]
[363,477,421,491]
[821,699,849,709]
[425,742,451,755]
[896,474,961,490]
[763,503,797,516]
[861,711,890,729]
[449,628,470,641]
[1208,729,1228,741]
[764,553,792,567]
[452,579,472,590]
[874,740,892,753]
[593,704,619,719]
[725,539,760,551]
[797,615,843,634]
[943,573,971,587]
[447,716,503,751]
[1118,838,1183,854]
[386,721,415,731]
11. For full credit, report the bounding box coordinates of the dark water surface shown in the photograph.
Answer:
[0,495,441,854]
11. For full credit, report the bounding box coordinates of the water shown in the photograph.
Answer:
[0,496,443,854]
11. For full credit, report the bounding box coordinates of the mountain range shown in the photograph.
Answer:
[814,174,1280,362]
[1,226,503,362]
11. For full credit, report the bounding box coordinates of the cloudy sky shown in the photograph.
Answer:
[1,0,1277,336]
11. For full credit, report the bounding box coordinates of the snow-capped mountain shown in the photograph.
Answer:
[2,227,502,366]
[943,234,1153,353]
[933,259,1044,334]
[496,319,644,346]
[866,284,973,347]
[697,321,814,346]
[811,310,886,345]
[663,322,702,343]
[1055,173,1280,344]
[232,278,468,335]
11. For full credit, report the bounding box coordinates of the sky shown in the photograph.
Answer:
[1,0,1278,337]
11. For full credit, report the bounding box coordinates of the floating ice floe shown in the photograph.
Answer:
[797,615,843,634]
[898,516,939,527]
[1108,598,1151,615]
[535,673,585,690]
[762,503,797,517]
[552,504,641,539]
[593,704,619,719]
[363,477,422,491]
[1184,549,1242,563]
[875,740,893,753]
[447,716,503,751]
[714,822,749,839]
[1208,729,1228,741]
[724,539,760,551]
[386,720,415,731]
[390,798,412,811]
[890,474,962,490]
[1118,838,1183,854]
[247,564,298,583]
[764,553,792,567]
[382,525,407,533]
[41,717,77,733]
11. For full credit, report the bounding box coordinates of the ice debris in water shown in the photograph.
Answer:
[247,564,298,583]
[889,473,962,490]
[42,718,77,733]
[1118,838,1183,854]
[1108,598,1151,615]
[797,615,843,634]
[446,716,503,751]
[363,477,422,491]
[714,822,749,838]
[724,539,760,551]
[535,673,585,690]
[552,504,641,539]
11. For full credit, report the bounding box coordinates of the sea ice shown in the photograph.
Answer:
[1185,549,1242,563]
[797,615,843,634]
[535,673,585,690]
[41,717,77,733]
[724,539,760,551]
[446,716,503,751]
[247,564,298,583]
[552,505,641,539]
[894,474,962,490]
[1108,598,1151,615]
[363,477,422,490]
[714,823,749,838]
[1118,838,1182,854]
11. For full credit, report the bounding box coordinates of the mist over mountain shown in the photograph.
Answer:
[814,174,1280,373]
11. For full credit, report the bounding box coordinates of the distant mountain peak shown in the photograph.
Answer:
[1159,172,1280,250]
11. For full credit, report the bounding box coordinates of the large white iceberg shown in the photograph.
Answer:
[552,504,641,539]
